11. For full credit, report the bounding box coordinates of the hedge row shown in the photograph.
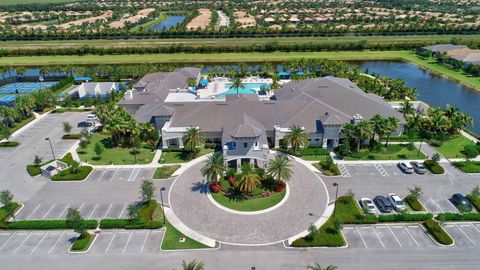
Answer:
[62,134,82,140]
[436,212,480,221]
[452,161,480,173]
[378,213,433,222]
[26,165,41,176]
[424,160,445,174]
[465,195,480,212]
[0,220,98,230]
[423,219,454,245]
[0,141,20,147]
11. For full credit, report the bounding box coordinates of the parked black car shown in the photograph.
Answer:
[451,193,473,212]
[374,196,394,213]
[77,121,93,128]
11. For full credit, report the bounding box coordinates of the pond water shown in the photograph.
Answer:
[353,61,480,134]
[149,16,185,31]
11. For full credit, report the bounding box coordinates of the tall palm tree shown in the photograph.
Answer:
[183,126,205,157]
[235,163,261,193]
[229,77,245,98]
[384,117,400,147]
[352,121,373,151]
[267,156,293,183]
[370,114,389,143]
[307,263,337,270]
[399,101,415,117]
[284,125,309,155]
[201,154,225,183]
[180,260,205,270]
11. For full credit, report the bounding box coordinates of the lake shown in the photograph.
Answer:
[149,16,185,31]
[353,61,480,134]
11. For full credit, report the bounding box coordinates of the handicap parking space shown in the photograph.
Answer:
[90,229,163,254]
[421,196,459,214]
[444,223,480,248]
[344,224,437,249]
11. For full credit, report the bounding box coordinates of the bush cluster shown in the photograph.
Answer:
[62,134,82,140]
[453,161,480,173]
[26,165,41,176]
[0,141,20,147]
[1,220,98,230]
[99,219,163,229]
[71,232,93,251]
[424,160,445,174]
[423,219,454,245]
[436,212,480,221]
[378,213,433,222]
[51,166,93,181]
[209,182,221,193]
[465,195,480,212]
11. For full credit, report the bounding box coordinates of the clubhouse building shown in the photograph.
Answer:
[118,68,405,167]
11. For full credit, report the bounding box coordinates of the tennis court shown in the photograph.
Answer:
[0,95,16,105]
[0,82,58,94]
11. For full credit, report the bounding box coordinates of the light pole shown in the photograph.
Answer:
[160,187,166,225]
[333,182,339,217]
[45,137,56,160]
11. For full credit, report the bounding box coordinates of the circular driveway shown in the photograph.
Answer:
[169,157,329,245]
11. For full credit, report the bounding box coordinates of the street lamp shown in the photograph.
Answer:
[333,182,339,217]
[45,137,56,160]
[160,187,166,225]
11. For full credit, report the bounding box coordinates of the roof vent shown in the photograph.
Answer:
[325,111,329,115]
[291,87,296,92]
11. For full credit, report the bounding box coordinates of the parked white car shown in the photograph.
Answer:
[359,198,377,214]
[398,162,414,174]
[388,193,406,212]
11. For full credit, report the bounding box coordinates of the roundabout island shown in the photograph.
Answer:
[168,154,330,245]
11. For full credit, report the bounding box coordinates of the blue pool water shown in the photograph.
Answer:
[217,83,268,97]
[149,16,186,31]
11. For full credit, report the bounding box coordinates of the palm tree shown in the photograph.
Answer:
[352,121,373,151]
[384,117,400,147]
[201,154,225,183]
[180,260,205,270]
[235,163,261,193]
[307,263,337,270]
[399,101,415,117]
[267,156,293,183]
[370,114,389,143]
[229,77,245,98]
[183,126,205,158]
[284,125,309,155]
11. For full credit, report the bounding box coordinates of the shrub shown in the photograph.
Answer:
[453,161,480,173]
[71,232,93,251]
[228,176,236,186]
[463,145,480,159]
[1,220,97,230]
[273,181,286,192]
[430,139,443,147]
[424,160,445,174]
[99,219,129,229]
[62,134,82,140]
[298,147,330,156]
[291,218,345,247]
[99,219,164,229]
[51,166,92,181]
[0,141,20,147]
[209,182,221,193]
[378,213,433,222]
[423,219,454,245]
[466,195,480,212]
[26,165,41,176]
[405,195,425,211]
[436,212,480,221]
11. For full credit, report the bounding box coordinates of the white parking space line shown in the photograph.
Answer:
[355,227,368,248]
[372,227,385,248]
[443,197,459,212]
[13,232,31,255]
[48,232,65,255]
[26,204,41,220]
[42,204,56,220]
[31,232,48,254]
[374,164,389,177]
[387,225,403,248]
[455,224,477,246]
[0,233,15,251]
[119,203,127,218]
[338,164,350,177]
[140,231,150,253]
[122,232,134,254]
[78,202,85,212]
[98,169,108,182]
[110,169,119,182]
[128,168,140,182]
[88,203,99,219]
[104,203,113,219]
[405,226,420,247]
[105,231,118,254]
[57,204,69,220]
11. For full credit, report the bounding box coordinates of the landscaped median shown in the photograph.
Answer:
[423,219,454,246]
[423,160,445,174]
[153,165,180,179]
[161,221,210,250]
[0,141,20,147]
[404,195,426,211]
[453,161,480,173]
[71,232,95,252]
[26,153,93,181]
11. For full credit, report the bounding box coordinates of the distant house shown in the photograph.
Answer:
[67,82,118,99]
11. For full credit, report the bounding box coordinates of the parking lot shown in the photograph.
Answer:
[16,202,131,221]
[344,224,438,249]
[86,168,155,183]
[444,223,480,248]
[0,229,164,256]
[342,163,433,178]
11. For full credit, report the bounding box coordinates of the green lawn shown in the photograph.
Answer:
[433,135,476,159]
[0,116,35,140]
[130,13,168,32]
[161,221,210,250]
[453,161,480,173]
[345,144,426,161]
[159,149,214,164]
[153,165,180,179]
[77,133,155,165]
[211,189,286,212]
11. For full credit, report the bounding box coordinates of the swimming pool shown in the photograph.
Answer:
[217,83,269,97]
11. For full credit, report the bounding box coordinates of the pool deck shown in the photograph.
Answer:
[197,77,273,98]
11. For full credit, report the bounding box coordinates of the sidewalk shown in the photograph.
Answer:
[460,130,479,144]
